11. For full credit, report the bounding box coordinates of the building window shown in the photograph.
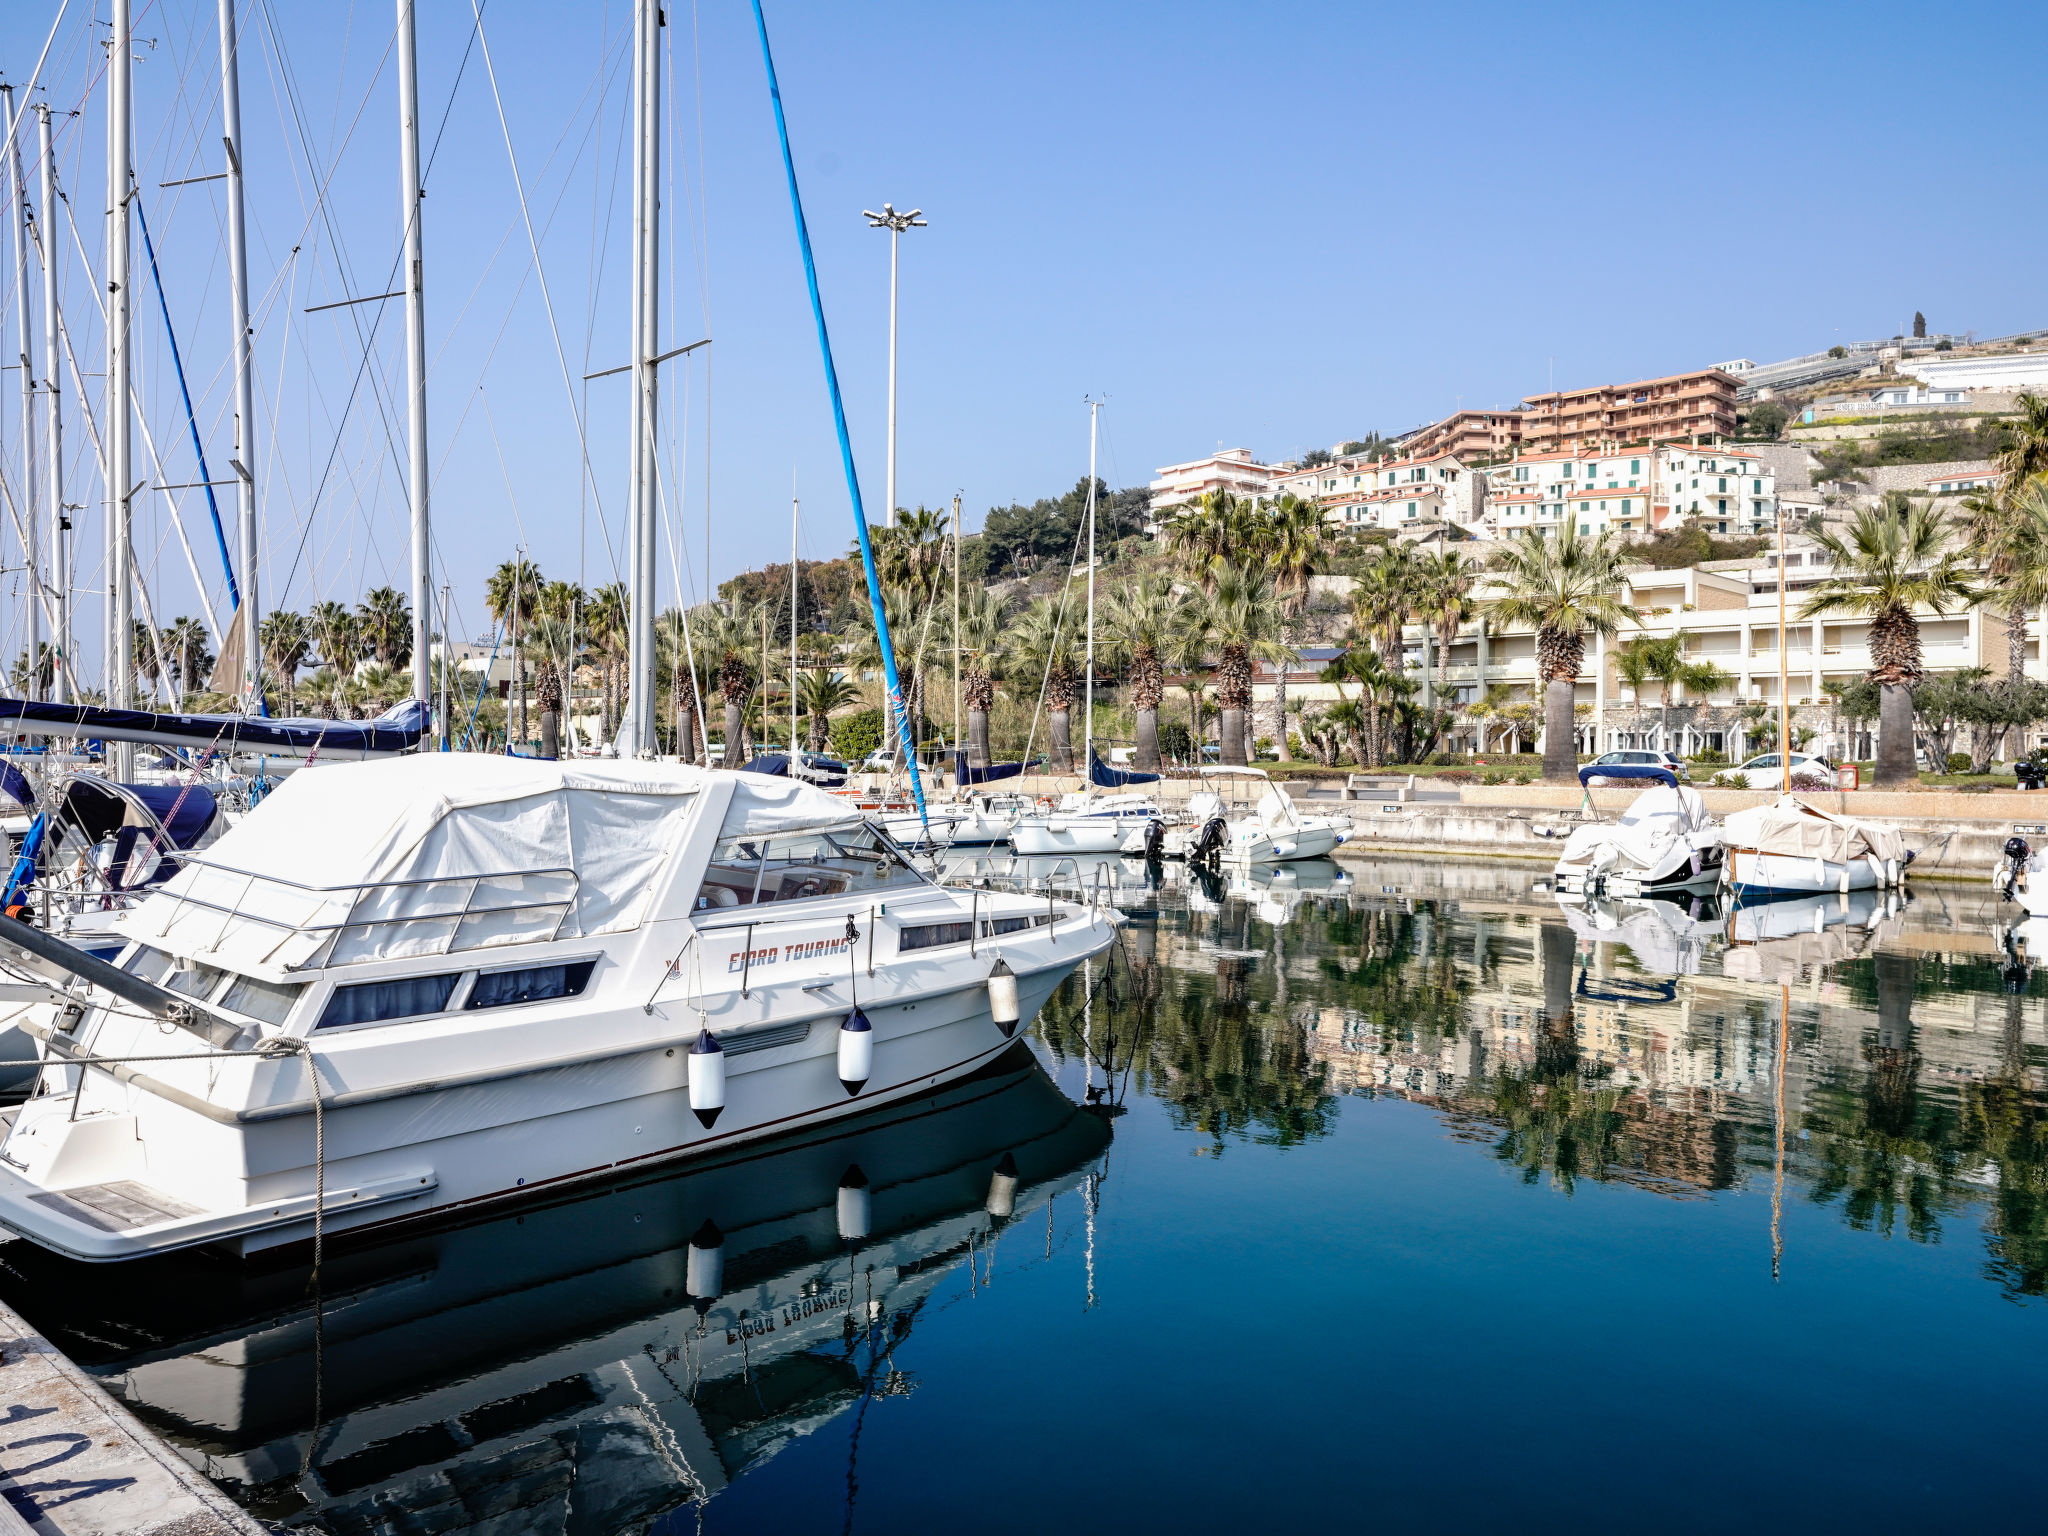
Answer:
[1630,459,1640,474]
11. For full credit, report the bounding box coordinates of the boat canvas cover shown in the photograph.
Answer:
[1558,785,1713,871]
[125,756,727,970]
[1722,795,1906,865]
[0,696,426,758]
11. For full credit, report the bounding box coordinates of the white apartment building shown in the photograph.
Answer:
[1909,352,2048,394]
[1271,450,1485,533]
[1481,445,1776,540]
[1147,448,1285,514]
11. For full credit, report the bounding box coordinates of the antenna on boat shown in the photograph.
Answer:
[397,0,432,731]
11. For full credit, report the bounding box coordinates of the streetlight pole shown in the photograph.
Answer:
[861,203,925,531]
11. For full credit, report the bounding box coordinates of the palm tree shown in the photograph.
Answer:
[693,602,758,767]
[1799,500,1977,787]
[1962,482,2048,687]
[1264,493,1327,751]
[525,611,579,759]
[1323,697,1368,767]
[1199,568,1290,766]
[873,505,950,598]
[1611,631,1732,755]
[1330,644,1398,766]
[798,669,861,752]
[356,586,412,670]
[484,556,544,749]
[584,582,630,738]
[1484,528,1639,783]
[308,601,360,716]
[655,608,708,761]
[8,643,55,698]
[1164,594,1214,759]
[160,616,213,701]
[260,610,312,708]
[956,587,1010,769]
[1415,547,1479,704]
[1995,392,2048,502]
[1162,489,1265,593]
[1102,575,1180,770]
[1008,596,1079,771]
[1350,544,1418,668]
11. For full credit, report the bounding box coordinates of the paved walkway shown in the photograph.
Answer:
[0,1302,261,1536]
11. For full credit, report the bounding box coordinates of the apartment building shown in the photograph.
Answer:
[1397,409,1525,462]
[1520,368,1739,453]
[1147,448,1285,513]
[1480,444,1776,540]
[1272,450,1485,533]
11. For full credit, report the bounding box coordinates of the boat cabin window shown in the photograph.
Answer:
[220,974,305,1026]
[695,823,926,913]
[899,920,973,952]
[466,958,597,1010]
[318,973,462,1030]
[165,960,227,1001]
[122,946,174,985]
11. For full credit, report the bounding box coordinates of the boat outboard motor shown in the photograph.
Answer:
[1142,818,1165,862]
[1999,836,2032,903]
[1189,813,1228,866]
[2019,759,2048,792]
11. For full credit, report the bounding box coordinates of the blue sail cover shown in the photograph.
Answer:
[1090,749,1160,788]
[0,697,426,759]
[953,750,1041,786]
[0,762,32,807]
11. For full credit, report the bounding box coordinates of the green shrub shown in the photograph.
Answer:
[1430,751,1463,767]
[1946,752,1973,774]
[1436,768,1477,784]
[1481,769,1506,785]
[832,708,884,763]
[1511,770,1533,785]
[1689,747,1728,766]
[1708,771,1743,789]
[1158,722,1194,761]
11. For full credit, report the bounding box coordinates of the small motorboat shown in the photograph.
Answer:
[1552,784,1722,897]
[1721,795,1909,899]
[1010,791,1164,856]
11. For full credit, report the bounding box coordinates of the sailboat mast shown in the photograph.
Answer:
[951,490,960,760]
[624,0,661,756]
[1777,501,1789,796]
[790,497,799,762]
[3,87,39,696]
[1083,398,1098,780]
[36,106,65,704]
[396,0,431,722]
[220,0,260,707]
[108,0,135,768]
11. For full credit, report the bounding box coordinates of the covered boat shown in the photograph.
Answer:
[0,696,426,760]
[0,755,1115,1262]
[1722,795,1909,898]
[1552,784,1722,897]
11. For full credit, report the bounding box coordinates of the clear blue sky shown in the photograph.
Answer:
[2,0,2043,658]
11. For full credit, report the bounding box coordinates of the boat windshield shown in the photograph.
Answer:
[695,822,926,913]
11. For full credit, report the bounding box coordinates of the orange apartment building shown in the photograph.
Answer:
[1398,408,1524,462]
[1519,368,1739,453]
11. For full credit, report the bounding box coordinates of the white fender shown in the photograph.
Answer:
[838,1008,873,1095]
[687,1029,725,1128]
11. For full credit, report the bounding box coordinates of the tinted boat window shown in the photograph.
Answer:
[122,946,173,985]
[319,973,461,1030]
[695,823,926,914]
[900,921,973,952]
[220,974,304,1026]
[465,959,597,1010]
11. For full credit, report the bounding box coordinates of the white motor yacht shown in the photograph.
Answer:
[1166,770,1348,864]
[1552,784,1723,897]
[1721,796,1909,898]
[1010,791,1164,856]
[0,756,1116,1262]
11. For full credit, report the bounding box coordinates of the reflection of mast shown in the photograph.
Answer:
[1772,982,1788,1280]
[1083,1168,1098,1311]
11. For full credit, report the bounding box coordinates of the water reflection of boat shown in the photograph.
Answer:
[1555,891,1722,976]
[1226,859,1353,926]
[0,1047,1107,1530]
[1720,888,1908,982]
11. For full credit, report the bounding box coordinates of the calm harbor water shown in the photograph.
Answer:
[2,850,2045,1533]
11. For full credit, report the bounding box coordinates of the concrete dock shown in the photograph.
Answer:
[0,1300,261,1536]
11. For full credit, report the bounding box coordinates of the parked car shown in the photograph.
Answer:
[1729,752,1835,789]
[1580,750,1689,786]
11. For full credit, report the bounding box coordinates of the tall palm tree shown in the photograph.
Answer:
[1164,592,1214,760]
[873,505,950,598]
[655,608,707,761]
[1265,493,1327,751]
[1198,568,1290,765]
[356,586,413,669]
[1102,575,1180,770]
[260,610,312,709]
[1800,500,1977,787]
[1350,544,1418,669]
[1323,697,1367,767]
[584,582,630,738]
[1484,527,1639,783]
[1415,547,1479,703]
[798,670,861,752]
[1995,392,2048,502]
[694,602,758,767]
[1163,489,1266,593]
[308,601,360,717]
[956,587,1010,769]
[160,616,213,701]
[1962,482,2048,687]
[524,611,580,759]
[1008,596,1080,772]
[484,556,544,748]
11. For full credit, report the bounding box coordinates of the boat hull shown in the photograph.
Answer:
[1011,818,1128,855]
[0,937,1107,1263]
[1728,847,1884,898]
